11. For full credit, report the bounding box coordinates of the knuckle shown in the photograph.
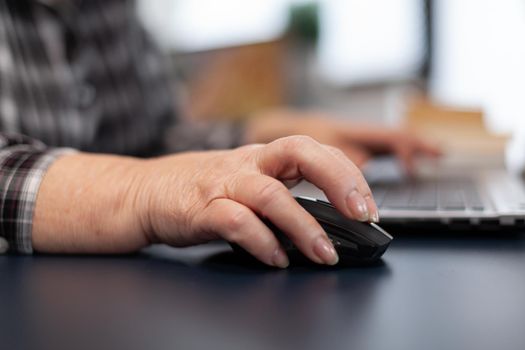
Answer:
[236,144,264,160]
[258,180,286,209]
[279,135,317,152]
[293,134,316,144]
[225,207,249,232]
[324,145,357,169]
[328,146,346,159]
[237,144,264,152]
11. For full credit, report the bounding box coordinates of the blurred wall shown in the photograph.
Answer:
[138,0,525,135]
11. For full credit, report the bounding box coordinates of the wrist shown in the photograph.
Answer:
[133,152,205,246]
[33,153,152,253]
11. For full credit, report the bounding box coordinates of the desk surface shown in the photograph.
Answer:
[2,234,525,350]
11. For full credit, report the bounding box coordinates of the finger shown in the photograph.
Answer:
[324,145,379,222]
[365,195,380,223]
[229,174,339,265]
[395,145,416,176]
[199,198,289,268]
[397,137,442,175]
[257,136,378,222]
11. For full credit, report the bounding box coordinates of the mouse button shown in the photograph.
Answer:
[320,219,377,245]
[295,197,351,226]
[370,223,394,241]
[346,222,392,246]
[295,197,323,213]
[295,197,338,217]
[367,231,392,247]
[319,221,369,247]
[310,203,344,223]
[340,220,392,245]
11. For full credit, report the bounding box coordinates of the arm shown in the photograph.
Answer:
[244,108,442,174]
[32,153,149,253]
[31,136,379,267]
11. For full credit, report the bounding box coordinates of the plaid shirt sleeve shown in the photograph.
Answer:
[0,133,75,254]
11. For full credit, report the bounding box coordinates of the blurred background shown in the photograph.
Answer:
[137,0,525,170]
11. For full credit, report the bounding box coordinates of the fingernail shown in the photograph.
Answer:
[272,247,289,268]
[313,236,339,265]
[365,195,380,223]
[346,190,369,221]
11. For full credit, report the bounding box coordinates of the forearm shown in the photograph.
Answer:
[25,135,379,267]
[32,153,150,254]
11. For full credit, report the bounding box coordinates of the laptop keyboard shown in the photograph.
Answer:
[372,179,485,211]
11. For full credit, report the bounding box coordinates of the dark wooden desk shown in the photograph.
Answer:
[2,234,525,350]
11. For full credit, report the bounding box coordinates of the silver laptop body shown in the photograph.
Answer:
[292,157,525,229]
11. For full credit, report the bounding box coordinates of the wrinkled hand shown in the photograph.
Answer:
[246,109,442,174]
[137,136,379,268]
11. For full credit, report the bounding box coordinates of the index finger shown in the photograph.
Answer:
[257,136,379,223]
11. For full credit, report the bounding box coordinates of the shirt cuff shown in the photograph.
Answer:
[0,147,76,254]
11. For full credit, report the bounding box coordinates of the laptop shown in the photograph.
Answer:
[292,155,525,231]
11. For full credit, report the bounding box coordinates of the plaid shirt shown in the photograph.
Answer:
[0,0,244,254]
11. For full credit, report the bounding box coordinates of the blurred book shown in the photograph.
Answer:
[406,99,510,169]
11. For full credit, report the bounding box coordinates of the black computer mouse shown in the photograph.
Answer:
[231,196,393,266]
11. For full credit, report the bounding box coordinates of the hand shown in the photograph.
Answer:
[33,136,379,268]
[245,109,442,174]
